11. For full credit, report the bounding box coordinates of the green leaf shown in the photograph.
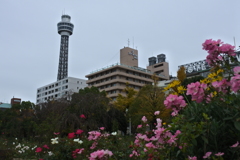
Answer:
[223,117,233,121]
[176,150,181,157]
[234,121,240,131]
[201,136,208,144]
[192,138,197,146]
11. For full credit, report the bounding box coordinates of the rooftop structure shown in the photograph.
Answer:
[85,47,170,100]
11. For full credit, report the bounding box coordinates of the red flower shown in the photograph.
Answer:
[43,144,49,149]
[80,114,86,119]
[76,129,84,135]
[54,132,60,135]
[68,132,75,139]
[35,147,42,153]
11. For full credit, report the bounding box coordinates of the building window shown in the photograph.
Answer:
[154,64,163,68]
[77,81,79,83]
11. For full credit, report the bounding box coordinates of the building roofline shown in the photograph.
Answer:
[86,62,166,79]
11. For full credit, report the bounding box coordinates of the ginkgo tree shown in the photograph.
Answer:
[128,75,171,130]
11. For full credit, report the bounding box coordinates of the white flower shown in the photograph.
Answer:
[111,132,117,136]
[51,137,59,144]
[31,145,37,150]
[15,143,21,148]
[15,138,17,140]
[48,151,53,156]
[18,150,22,153]
[13,142,15,145]
[73,138,83,144]
[24,146,29,150]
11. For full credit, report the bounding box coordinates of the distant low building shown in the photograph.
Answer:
[36,77,87,104]
[0,103,11,111]
[0,97,21,111]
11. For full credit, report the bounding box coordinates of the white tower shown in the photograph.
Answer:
[57,15,74,81]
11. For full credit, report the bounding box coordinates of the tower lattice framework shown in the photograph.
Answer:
[57,15,74,81]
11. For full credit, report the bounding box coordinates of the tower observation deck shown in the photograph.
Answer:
[57,15,74,81]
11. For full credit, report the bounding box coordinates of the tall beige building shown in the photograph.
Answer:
[85,47,169,100]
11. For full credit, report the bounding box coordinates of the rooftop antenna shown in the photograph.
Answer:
[234,37,236,49]
[128,39,130,47]
[133,37,134,49]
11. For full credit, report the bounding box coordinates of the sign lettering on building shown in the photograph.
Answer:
[179,52,240,75]
[128,50,138,60]
[179,60,210,75]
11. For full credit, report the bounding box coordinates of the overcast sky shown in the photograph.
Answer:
[1,0,240,103]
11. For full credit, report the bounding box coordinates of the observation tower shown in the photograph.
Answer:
[57,15,74,81]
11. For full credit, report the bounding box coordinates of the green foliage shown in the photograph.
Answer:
[0,101,37,139]
[114,83,137,113]
[129,84,171,130]
[171,93,240,159]
[177,66,186,82]
[181,76,205,87]
[79,86,107,96]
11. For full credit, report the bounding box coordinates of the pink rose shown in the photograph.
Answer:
[43,144,49,149]
[80,114,86,119]
[215,152,224,156]
[68,132,75,139]
[154,111,160,115]
[231,141,239,147]
[76,129,84,135]
[35,147,42,153]
[203,152,212,159]
[141,116,147,123]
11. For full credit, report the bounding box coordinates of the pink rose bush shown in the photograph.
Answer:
[129,116,182,159]
[164,94,187,116]
[89,149,113,160]
[202,39,236,66]
[186,82,207,103]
